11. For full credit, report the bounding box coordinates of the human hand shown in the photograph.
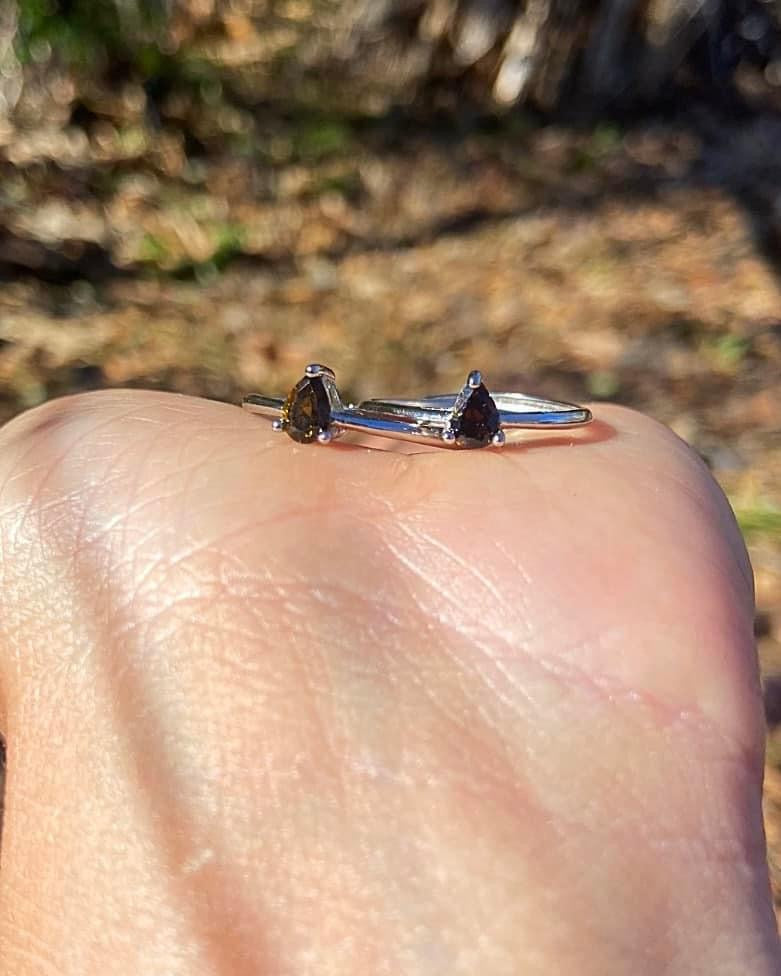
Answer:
[0,391,777,974]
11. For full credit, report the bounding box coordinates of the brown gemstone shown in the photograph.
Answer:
[453,383,500,445]
[281,375,332,443]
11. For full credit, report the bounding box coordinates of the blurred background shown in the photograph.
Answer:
[0,0,780,918]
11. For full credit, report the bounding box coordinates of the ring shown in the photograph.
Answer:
[242,363,431,446]
[242,364,346,444]
[242,365,591,449]
[358,370,591,447]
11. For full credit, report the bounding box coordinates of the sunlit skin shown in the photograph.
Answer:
[0,390,778,975]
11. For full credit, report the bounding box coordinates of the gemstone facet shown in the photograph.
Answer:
[452,383,501,446]
[281,375,332,443]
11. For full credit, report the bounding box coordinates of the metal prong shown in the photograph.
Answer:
[491,430,506,447]
[441,429,457,444]
[317,429,333,444]
[271,419,284,432]
[467,370,482,389]
[305,363,335,379]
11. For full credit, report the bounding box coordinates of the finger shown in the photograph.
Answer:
[0,389,755,740]
[0,390,774,975]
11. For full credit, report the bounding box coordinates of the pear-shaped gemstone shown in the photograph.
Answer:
[453,383,500,445]
[281,375,332,443]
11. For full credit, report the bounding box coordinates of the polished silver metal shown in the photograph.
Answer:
[306,363,334,379]
[359,393,591,429]
[242,365,592,449]
[356,373,592,448]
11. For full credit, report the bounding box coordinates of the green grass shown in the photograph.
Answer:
[16,0,166,69]
[586,369,621,399]
[734,503,781,540]
[138,221,246,278]
[293,118,354,162]
[208,222,246,270]
[708,333,750,369]
[138,232,170,266]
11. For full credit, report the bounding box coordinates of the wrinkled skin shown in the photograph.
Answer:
[0,390,777,975]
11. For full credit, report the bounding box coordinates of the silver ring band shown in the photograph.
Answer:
[241,395,431,443]
[242,365,592,449]
[358,394,591,429]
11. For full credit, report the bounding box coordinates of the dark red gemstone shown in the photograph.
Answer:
[453,384,500,445]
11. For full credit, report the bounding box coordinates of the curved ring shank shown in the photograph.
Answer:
[242,394,285,418]
[241,396,443,443]
[359,393,592,428]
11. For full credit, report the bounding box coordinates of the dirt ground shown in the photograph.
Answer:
[2,100,781,920]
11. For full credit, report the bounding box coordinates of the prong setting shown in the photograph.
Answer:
[279,365,338,443]
[271,418,284,432]
[491,430,506,447]
[441,428,457,444]
[445,371,501,447]
[305,363,335,379]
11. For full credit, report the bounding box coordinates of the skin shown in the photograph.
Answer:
[0,389,777,975]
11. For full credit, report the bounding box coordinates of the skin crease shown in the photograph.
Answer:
[0,390,777,976]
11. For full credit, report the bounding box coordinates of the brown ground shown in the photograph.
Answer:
[1,100,781,920]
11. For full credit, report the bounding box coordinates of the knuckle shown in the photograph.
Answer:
[0,392,132,550]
